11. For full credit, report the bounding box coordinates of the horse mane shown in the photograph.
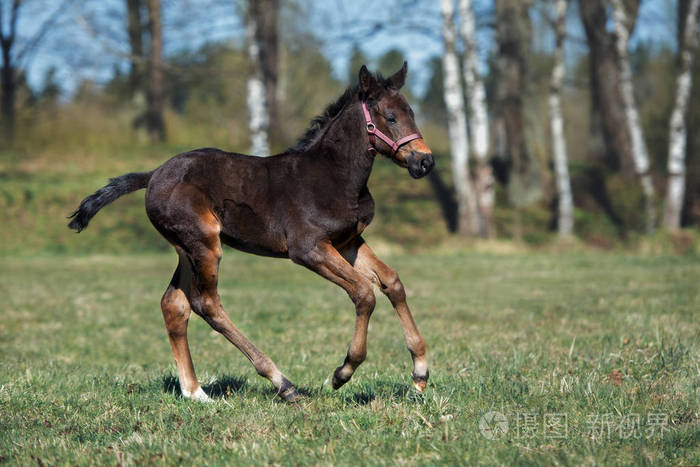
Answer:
[285,71,389,154]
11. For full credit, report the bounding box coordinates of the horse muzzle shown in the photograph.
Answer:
[407,151,434,179]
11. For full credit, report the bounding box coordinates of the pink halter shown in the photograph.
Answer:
[361,100,421,155]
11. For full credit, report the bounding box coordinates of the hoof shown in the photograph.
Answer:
[278,377,300,403]
[412,370,429,393]
[332,366,351,390]
[279,386,300,403]
[184,386,212,402]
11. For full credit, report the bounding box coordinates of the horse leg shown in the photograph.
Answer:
[291,240,376,389]
[186,235,300,402]
[160,248,209,401]
[152,184,298,401]
[341,237,429,392]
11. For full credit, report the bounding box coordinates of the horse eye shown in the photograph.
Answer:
[386,115,396,124]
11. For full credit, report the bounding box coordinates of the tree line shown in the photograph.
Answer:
[1,0,699,242]
[437,0,699,236]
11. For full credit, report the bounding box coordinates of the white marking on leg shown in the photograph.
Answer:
[413,358,429,392]
[414,359,428,378]
[182,386,211,402]
[191,387,211,402]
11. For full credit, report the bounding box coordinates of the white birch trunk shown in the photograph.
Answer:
[663,0,700,230]
[246,7,269,156]
[550,0,574,236]
[441,0,479,236]
[459,0,494,237]
[611,0,657,232]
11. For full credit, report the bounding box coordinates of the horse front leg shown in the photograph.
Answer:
[341,237,429,392]
[291,240,376,389]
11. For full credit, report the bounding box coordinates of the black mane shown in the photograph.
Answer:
[285,72,389,154]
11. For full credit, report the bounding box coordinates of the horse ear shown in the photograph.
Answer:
[387,61,408,90]
[359,65,377,95]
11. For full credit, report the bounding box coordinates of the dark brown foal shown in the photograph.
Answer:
[68,63,433,401]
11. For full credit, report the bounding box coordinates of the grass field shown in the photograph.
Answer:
[1,251,698,465]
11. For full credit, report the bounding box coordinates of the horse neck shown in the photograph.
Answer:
[314,100,375,194]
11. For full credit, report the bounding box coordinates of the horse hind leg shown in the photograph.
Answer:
[186,233,300,402]
[160,248,210,401]
[154,184,298,401]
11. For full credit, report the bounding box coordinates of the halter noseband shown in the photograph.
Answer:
[361,100,421,155]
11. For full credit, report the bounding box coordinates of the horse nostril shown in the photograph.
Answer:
[421,155,434,172]
[407,152,433,178]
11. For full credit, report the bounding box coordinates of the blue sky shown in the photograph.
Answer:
[9,0,679,98]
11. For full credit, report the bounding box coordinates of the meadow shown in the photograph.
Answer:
[2,3,700,462]
[1,116,698,464]
[1,251,698,465]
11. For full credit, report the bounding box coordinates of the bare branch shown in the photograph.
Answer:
[16,0,74,64]
[71,9,135,63]
[0,0,21,46]
[9,0,21,44]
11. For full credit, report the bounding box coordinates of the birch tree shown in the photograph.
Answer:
[611,0,657,232]
[458,0,493,237]
[245,1,269,156]
[440,0,479,236]
[579,0,640,174]
[549,0,573,236]
[663,0,700,230]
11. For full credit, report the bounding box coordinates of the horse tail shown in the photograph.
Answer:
[67,171,154,232]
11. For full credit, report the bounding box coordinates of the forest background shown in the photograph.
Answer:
[1,0,699,254]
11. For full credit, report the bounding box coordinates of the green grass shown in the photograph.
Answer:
[1,252,698,465]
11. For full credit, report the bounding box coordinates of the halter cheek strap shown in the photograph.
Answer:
[361,100,421,155]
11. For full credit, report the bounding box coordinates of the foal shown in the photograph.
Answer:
[68,63,434,402]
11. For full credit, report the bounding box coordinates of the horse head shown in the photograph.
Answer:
[358,62,435,179]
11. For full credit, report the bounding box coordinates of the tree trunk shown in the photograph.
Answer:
[494,0,539,207]
[459,0,493,237]
[253,0,278,144]
[1,45,15,140]
[663,0,700,230]
[611,0,657,233]
[145,0,165,141]
[578,0,639,173]
[550,0,573,236]
[440,0,479,236]
[0,0,20,140]
[1,0,67,141]
[245,1,270,156]
[126,0,145,99]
